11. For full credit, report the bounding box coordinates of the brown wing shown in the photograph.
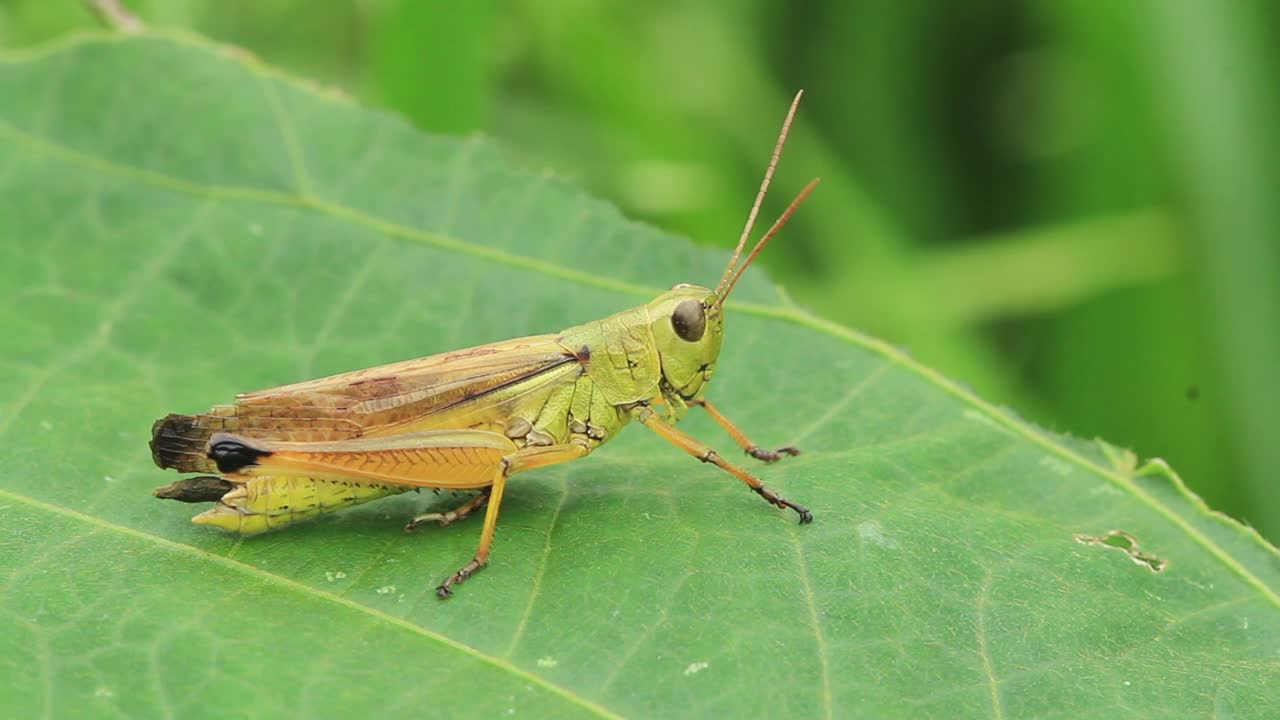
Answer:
[151,334,580,473]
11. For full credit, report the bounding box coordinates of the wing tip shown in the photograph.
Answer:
[150,413,216,472]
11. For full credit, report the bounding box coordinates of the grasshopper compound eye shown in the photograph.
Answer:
[671,298,707,342]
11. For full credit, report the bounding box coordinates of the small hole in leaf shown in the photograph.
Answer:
[1074,530,1168,573]
[1100,531,1138,552]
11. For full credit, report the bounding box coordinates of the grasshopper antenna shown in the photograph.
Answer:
[717,178,819,305]
[716,89,808,301]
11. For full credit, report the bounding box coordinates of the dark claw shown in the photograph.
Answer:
[752,484,813,524]
[781,499,814,524]
[436,560,482,599]
[748,446,801,463]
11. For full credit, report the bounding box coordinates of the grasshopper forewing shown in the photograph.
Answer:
[151,91,819,598]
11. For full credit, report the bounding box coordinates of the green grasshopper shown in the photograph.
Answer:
[151,92,817,597]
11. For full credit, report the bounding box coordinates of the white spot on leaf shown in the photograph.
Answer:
[683,661,709,676]
[857,520,899,549]
[1038,456,1073,477]
[536,657,558,668]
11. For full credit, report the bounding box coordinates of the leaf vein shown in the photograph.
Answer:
[504,475,571,659]
[0,487,626,720]
[0,198,212,436]
[257,73,314,197]
[975,566,1005,720]
[788,526,833,720]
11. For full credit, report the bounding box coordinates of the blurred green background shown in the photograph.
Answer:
[3,0,1277,540]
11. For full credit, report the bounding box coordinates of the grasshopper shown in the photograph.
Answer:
[151,92,818,598]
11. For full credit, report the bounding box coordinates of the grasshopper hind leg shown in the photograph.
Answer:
[165,430,592,598]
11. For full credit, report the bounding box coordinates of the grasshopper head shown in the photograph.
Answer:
[648,90,819,405]
[648,284,725,401]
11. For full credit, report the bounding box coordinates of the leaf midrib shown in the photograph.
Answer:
[2,30,1275,613]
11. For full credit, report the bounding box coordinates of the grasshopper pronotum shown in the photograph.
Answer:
[151,92,818,597]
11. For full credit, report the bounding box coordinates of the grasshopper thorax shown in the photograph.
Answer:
[647,284,725,403]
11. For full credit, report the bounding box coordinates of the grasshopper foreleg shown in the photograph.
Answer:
[688,399,800,463]
[631,405,812,523]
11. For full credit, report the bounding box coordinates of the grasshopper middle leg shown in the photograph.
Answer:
[435,442,589,598]
[405,488,491,532]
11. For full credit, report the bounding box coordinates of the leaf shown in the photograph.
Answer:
[1,33,1277,719]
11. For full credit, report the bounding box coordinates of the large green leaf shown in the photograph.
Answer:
[1,33,1277,719]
